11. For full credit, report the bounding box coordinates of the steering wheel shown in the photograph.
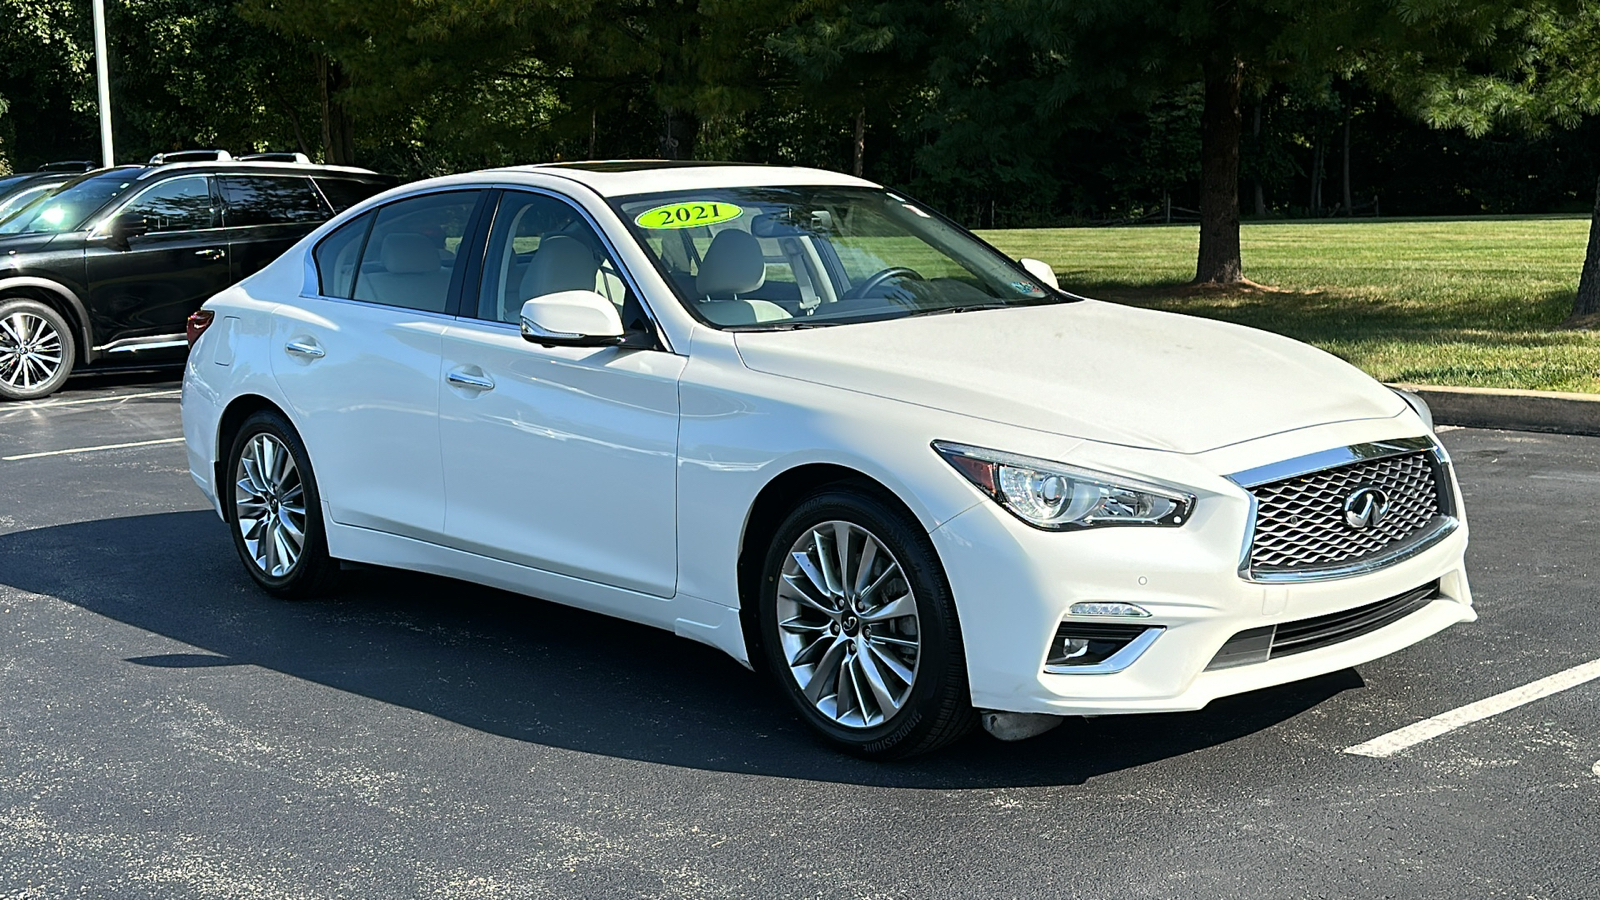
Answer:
[846,266,924,301]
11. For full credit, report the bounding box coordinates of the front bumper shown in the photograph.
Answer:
[930,436,1474,717]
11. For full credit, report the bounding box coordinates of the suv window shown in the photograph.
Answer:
[0,183,61,222]
[474,191,636,326]
[348,191,480,313]
[315,177,385,213]
[220,175,329,226]
[121,175,216,233]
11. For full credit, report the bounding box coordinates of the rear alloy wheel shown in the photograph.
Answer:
[759,487,977,758]
[0,299,75,401]
[227,410,340,599]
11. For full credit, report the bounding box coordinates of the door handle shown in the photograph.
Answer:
[284,338,325,359]
[195,248,226,260]
[446,368,495,391]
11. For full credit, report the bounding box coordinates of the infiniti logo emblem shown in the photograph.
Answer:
[1343,486,1391,530]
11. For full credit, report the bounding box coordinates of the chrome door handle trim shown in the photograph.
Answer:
[446,370,495,391]
[284,339,325,359]
[195,248,226,260]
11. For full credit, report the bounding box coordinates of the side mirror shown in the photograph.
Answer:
[1018,258,1059,290]
[520,290,625,347]
[106,212,148,248]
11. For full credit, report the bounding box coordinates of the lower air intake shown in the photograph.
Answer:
[1205,581,1439,671]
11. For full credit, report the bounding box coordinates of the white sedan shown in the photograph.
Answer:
[181,162,1473,757]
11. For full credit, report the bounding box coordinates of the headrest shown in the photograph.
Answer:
[380,232,440,275]
[521,235,599,299]
[696,229,765,298]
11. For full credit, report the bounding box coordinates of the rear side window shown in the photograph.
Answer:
[315,178,386,213]
[313,212,374,299]
[348,191,480,313]
[221,176,329,227]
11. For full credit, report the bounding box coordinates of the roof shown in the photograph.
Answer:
[504,160,878,197]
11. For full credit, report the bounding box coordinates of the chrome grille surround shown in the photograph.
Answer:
[1230,437,1459,583]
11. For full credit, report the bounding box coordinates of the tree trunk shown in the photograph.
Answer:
[1195,57,1244,284]
[1309,142,1323,216]
[318,55,355,166]
[852,107,865,178]
[659,108,698,160]
[1252,104,1265,217]
[1573,175,1600,319]
[1342,115,1353,216]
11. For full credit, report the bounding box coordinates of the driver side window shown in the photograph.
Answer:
[474,191,634,326]
[121,175,216,233]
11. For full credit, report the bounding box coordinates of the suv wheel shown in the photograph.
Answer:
[226,410,340,599]
[758,486,978,758]
[0,299,75,401]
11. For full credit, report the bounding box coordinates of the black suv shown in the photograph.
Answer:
[0,151,394,400]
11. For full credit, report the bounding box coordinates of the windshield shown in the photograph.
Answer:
[611,186,1065,330]
[0,181,64,222]
[0,168,140,235]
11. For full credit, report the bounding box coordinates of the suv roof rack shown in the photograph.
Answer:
[40,160,97,172]
[148,149,233,165]
[238,151,312,165]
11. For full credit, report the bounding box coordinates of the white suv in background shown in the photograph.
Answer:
[182,162,1473,758]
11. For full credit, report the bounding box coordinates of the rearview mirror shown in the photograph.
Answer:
[520,290,625,348]
[1018,258,1059,290]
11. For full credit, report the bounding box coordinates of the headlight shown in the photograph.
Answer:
[933,442,1196,531]
[1390,387,1435,433]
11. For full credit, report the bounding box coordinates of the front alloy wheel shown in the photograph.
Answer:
[0,299,75,401]
[777,521,921,728]
[760,487,977,758]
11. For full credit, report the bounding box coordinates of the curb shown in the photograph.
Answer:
[1390,383,1600,437]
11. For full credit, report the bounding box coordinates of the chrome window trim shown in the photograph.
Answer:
[88,173,218,236]
[1229,435,1458,583]
[1042,626,1164,676]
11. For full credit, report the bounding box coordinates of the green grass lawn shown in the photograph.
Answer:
[978,216,1600,392]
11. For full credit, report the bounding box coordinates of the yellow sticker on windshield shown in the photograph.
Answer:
[633,201,743,230]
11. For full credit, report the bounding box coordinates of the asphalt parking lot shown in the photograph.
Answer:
[2,376,1597,899]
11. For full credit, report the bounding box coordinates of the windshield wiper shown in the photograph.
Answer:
[901,302,1014,318]
[726,319,838,332]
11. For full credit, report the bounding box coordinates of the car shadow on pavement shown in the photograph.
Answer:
[0,511,1362,789]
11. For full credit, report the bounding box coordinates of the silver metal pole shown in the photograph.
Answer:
[92,0,114,166]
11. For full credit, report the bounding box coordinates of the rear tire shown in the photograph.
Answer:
[0,299,75,401]
[758,486,978,759]
[225,410,340,599]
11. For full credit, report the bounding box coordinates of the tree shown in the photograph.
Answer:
[1381,0,1600,321]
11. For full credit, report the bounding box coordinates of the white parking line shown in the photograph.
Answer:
[2,437,185,461]
[1345,658,1600,758]
[5,389,181,410]
[1593,760,1600,780]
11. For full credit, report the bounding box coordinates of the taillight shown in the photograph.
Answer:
[187,309,215,347]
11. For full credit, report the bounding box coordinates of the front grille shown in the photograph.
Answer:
[1206,581,1439,670]
[1248,450,1443,575]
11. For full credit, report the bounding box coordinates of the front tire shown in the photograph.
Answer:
[758,486,977,759]
[0,299,75,401]
[226,410,340,599]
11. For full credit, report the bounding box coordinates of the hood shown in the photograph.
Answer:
[0,231,67,256]
[733,300,1406,454]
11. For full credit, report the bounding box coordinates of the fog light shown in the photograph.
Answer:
[1044,623,1164,673]
[1069,601,1151,618]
